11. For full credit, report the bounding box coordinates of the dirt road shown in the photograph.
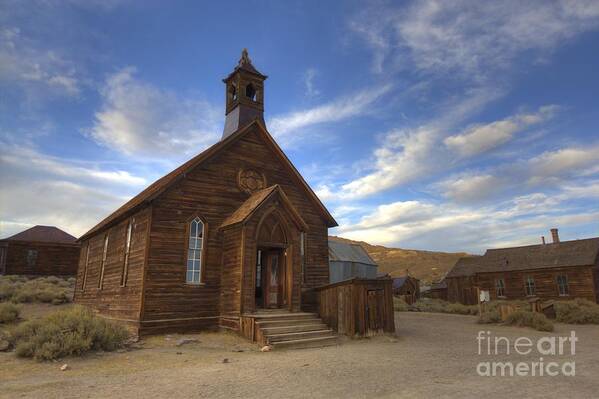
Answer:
[1,312,598,399]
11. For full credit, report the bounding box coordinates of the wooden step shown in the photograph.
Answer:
[267,329,334,343]
[270,335,338,350]
[260,323,328,335]
[250,312,317,321]
[255,318,322,328]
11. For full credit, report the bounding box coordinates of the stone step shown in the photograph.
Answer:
[260,323,328,335]
[270,335,338,350]
[266,329,334,343]
[255,318,322,328]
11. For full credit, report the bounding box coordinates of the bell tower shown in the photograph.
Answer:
[222,49,267,139]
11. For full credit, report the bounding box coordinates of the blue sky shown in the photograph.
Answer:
[1,0,599,253]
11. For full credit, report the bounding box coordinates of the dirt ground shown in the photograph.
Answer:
[1,311,598,399]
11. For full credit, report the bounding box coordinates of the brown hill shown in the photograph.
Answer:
[329,236,470,284]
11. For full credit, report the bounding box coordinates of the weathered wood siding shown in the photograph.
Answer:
[1,241,80,276]
[139,126,330,333]
[317,278,395,337]
[594,261,599,303]
[73,207,150,329]
[476,266,597,303]
[446,276,477,305]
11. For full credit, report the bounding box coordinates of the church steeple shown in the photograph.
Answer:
[222,49,267,139]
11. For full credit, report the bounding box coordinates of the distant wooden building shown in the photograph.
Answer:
[0,226,80,276]
[328,240,378,283]
[392,276,420,304]
[446,229,599,305]
[74,51,340,340]
[425,280,448,301]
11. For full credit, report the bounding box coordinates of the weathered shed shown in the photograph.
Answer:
[328,240,378,283]
[0,226,80,276]
[392,276,420,304]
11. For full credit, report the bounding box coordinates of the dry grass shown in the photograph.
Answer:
[412,298,479,315]
[554,298,599,324]
[0,275,74,305]
[0,303,21,324]
[393,297,410,311]
[6,305,130,361]
[503,310,554,332]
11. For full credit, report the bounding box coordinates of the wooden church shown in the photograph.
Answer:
[74,50,341,343]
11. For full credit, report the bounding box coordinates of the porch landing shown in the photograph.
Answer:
[241,310,338,350]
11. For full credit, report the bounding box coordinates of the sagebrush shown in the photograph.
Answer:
[504,310,554,332]
[0,302,21,323]
[0,275,74,305]
[554,299,599,324]
[7,306,130,360]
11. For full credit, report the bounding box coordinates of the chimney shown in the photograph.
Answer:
[541,236,546,245]
[550,228,560,244]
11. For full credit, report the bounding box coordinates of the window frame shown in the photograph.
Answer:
[26,249,38,268]
[556,274,569,296]
[495,278,506,298]
[300,232,306,284]
[99,233,109,290]
[82,241,90,291]
[524,276,536,297]
[121,218,135,287]
[184,214,207,285]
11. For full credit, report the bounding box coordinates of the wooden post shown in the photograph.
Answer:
[477,287,482,316]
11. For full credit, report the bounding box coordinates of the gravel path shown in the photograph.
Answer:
[1,312,598,398]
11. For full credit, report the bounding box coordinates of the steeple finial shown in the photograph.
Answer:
[239,48,251,66]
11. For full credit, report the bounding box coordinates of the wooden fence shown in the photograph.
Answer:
[315,278,395,337]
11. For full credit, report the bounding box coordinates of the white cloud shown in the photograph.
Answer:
[350,0,599,77]
[303,68,320,98]
[0,27,81,96]
[437,144,599,203]
[268,84,393,139]
[91,67,221,158]
[338,87,502,199]
[335,186,599,253]
[444,105,558,157]
[0,143,147,238]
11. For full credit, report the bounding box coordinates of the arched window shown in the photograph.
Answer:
[229,83,237,102]
[186,217,204,284]
[245,83,256,101]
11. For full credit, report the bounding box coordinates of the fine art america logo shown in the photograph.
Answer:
[476,330,577,377]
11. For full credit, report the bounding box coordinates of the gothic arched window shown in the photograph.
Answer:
[186,217,205,284]
[229,83,237,102]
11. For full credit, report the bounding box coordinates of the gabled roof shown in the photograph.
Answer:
[328,240,377,266]
[479,237,599,273]
[3,225,77,244]
[79,119,337,241]
[220,184,308,231]
[445,256,482,278]
[446,237,599,277]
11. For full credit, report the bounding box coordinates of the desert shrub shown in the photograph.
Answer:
[0,302,21,323]
[554,299,599,324]
[413,299,479,315]
[504,310,554,332]
[0,276,73,305]
[393,297,410,312]
[8,306,129,360]
[477,310,502,324]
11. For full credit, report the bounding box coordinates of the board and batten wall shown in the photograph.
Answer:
[476,266,597,303]
[1,241,80,276]
[74,207,150,330]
